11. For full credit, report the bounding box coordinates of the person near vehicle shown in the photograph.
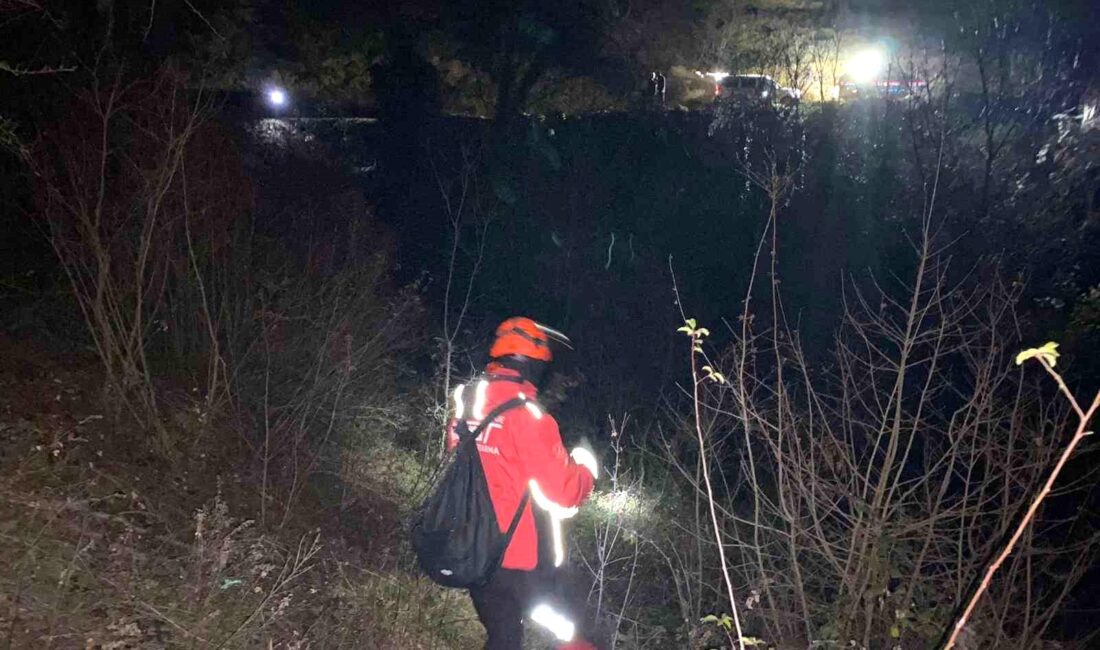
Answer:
[446,317,599,650]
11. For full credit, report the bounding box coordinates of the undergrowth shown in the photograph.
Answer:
[0,333,484,649]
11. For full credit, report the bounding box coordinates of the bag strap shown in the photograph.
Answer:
[479,396,532,553]
[457,395,528,443]
[502,487,530,545]
[454,387,531,550]
[456,391,532,547]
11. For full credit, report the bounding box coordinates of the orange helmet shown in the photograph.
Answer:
[489,317,560,362]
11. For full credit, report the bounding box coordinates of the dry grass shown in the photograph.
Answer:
[0,333,485,649]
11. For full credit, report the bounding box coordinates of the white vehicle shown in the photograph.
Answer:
[715,74,800,107]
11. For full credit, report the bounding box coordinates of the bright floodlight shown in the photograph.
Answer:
[705,70,730,82]
[267,88,287,107]
[846,48,885,84]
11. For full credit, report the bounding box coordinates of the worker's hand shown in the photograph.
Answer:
[570,447,599,480]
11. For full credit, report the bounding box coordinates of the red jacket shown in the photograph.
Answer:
[446,365,594,571]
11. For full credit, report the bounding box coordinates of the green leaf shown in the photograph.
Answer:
[889,625,901,638]
[1015,341,1060,367]
[697,327,710,337]
[700,365,727,384]
[684,318,696,330]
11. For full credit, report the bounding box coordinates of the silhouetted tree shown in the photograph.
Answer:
[443,0,611,129]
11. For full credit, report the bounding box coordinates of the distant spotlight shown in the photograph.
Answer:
[705,70,730,82]
[846,48,886,84]
[267,88,287,107]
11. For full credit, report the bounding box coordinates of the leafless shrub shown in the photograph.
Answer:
[945,347,1100,648]
[671,224,1100,648]
[31,66,246,456]
[241,255,425,528]
[430,142,491,458]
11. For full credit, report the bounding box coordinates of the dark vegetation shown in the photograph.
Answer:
[2,0,1099,648]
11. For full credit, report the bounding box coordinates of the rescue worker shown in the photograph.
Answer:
[447,317,599,650]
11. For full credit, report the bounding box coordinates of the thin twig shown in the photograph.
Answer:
[943,362,1099,650]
